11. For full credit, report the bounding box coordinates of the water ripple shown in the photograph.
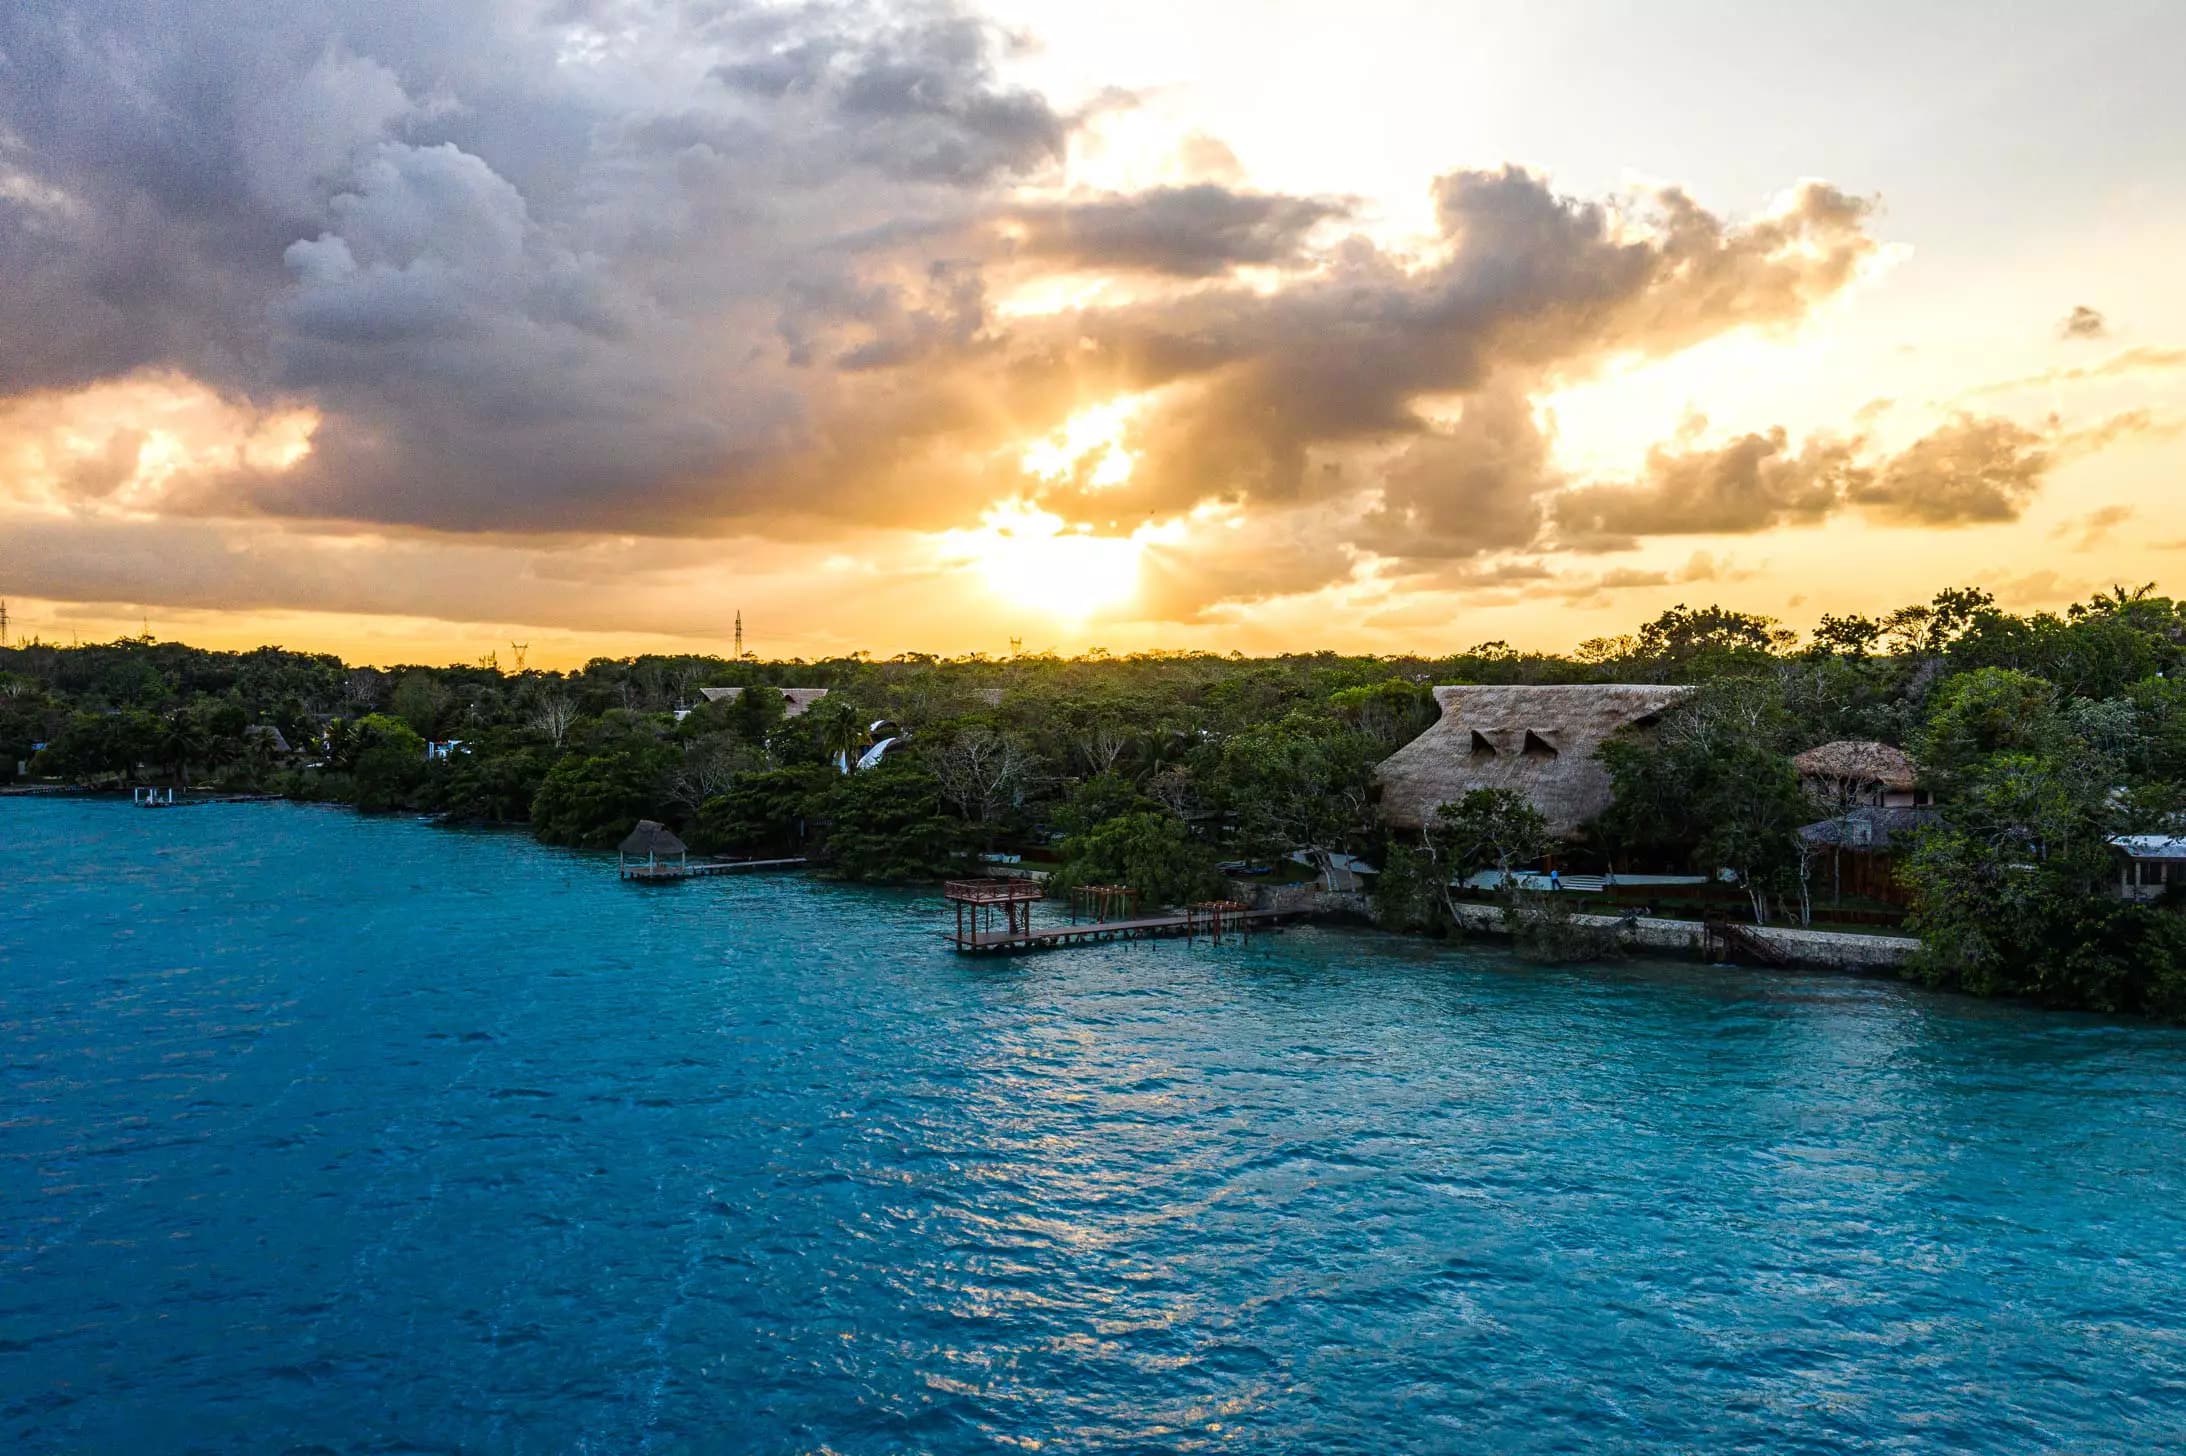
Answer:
[4,799,2186,1452]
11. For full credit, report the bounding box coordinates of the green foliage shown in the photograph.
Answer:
[1213,710,1379,861]
[1053,772,1157,838]
[724,684,787,744]
[812,762,973,882]
[1914,668,2063,786]
[391,671,450,738]
[348,713,428,813]
[1372,789,1552,935]
[434,734,553,823]
[1596,680,1812,921]
[529,740,676,847]
[689,764,833,855]
[1328,678,1437,752]
[1050,811,1227,908]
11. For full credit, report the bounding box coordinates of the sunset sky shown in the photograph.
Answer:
[2,0,2182,666]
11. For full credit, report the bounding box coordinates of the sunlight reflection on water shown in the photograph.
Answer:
[4,799,2185,1452]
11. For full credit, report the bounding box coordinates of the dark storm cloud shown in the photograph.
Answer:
[708,3,1067,183]
[1006,185,1348,276]
[0,0,1884,568]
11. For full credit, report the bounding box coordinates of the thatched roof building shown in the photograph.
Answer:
[697,686,831,717]
[1793,740,1917,792]
[619,820,687,860]
[1798,804,1939,851]
[1374,684,1691,838]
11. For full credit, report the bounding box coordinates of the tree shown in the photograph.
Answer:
[725,684,787,744]
[666,734,764,814]
[1328,678,1437,752]
[811,761,974,882]
[1217,712,1378,866]
[1374,789,1551,933]
[348,713,428,812]
[391,671,451,738]
[929,724,1031,833]
[1050,811,1226,908]
[1596,680,1810,921]
[688,764,833,856]
[528,693,577,748]
[528,740,676,846]
[803,696,869,772]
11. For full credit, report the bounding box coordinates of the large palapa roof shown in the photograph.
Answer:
[1374,684,1692,837]
[1793,739,1918,791]
[697,686,831,717]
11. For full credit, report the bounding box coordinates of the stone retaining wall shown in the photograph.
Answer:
[1224,879,1919,973]
[1446,901,1918,972]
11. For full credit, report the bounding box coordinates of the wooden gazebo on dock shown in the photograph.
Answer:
[944,877,1045,948]
[619,820,689,880]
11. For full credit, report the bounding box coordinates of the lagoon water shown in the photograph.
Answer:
[4,798,2185,1452]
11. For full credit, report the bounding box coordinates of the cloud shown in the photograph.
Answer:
[1549,408,2165,542]
[1357,385,1563,559]
[1004,185,1347,276]
[1843,414,2051,524]
[1966,345,2186,396]
[2052,503,2135,551]
[1555,427,1859,544]
[2060,304,2108,339]
[1,0,1882,550]
[0,1,1924,637]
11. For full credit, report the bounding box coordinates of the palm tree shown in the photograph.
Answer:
[808,698,868,774]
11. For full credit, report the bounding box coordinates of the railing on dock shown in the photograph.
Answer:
[941,879,1293,954]
[620,856,808,882]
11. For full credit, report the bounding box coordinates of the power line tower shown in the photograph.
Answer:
[509,641,529,672]
[0,600,10,647]
[1008,635,1022,657]
[734,610,744,662]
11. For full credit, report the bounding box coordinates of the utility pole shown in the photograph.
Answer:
[735,610,744,662]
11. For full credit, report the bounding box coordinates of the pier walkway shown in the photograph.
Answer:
[947,906,1301,955]
[621,856,808,882]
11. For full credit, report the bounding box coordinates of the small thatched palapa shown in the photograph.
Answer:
[697,686,831,717]
[1793,740,1917,792]
[1374,684,1691,838]
[619,820,688,859]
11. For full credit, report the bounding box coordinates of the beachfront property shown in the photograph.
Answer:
[1373,683,1692,847]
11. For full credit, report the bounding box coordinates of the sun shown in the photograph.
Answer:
[1018,395,1144,489]
[954,502,1143,621]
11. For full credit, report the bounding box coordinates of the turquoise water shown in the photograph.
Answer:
[3,801,2184,1453]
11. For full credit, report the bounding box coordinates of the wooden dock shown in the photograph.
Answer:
[945,901,1303,955]
[133,790,284,809]
[620,856,808,883]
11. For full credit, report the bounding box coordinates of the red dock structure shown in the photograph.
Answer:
[943,878,1296,955]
